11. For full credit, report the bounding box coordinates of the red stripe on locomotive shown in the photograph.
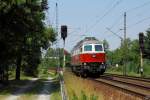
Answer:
[71,53,105,65]
[80,53,105,63]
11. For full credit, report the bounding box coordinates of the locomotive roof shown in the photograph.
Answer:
[72,37,102,50]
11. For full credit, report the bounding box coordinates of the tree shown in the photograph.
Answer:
[0,0,56,80]
[128,40,140,72]
[144,28,150,59]
[39,48,70,70]
[103,39,109,52]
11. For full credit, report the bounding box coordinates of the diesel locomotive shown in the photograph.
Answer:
[71,37,106,77]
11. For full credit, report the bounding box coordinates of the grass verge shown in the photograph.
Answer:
[51,91,61,100]
[64,71,103,100]
[0,71,61,100]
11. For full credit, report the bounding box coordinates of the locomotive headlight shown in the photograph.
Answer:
[92,54,96,58]
[84,63,86,65]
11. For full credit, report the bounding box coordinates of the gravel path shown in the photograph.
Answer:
[37,77,53,100]
[5,78,38,100]
[3,77,58,100]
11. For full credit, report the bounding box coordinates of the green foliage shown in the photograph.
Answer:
[0,0,56,80]
[71,91,98,100]
[144,28,150,59]
[107,39,141,74]
[90,94,98,100]
[103,39,109,51]
[72,93,78,100]
[107,34,150,77]
[39,48,70,69]
[143,60,150,77]
[80,91,87,100]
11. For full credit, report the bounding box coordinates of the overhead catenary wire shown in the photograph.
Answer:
[109,15,123,29]
[106,1,150,32]
[104,1,150,41]
[104,15,122,35]
[63,1,150,52]
[106,28,123,40]
[85,0,124,33]
[124,1,150,29]
[67,27,81,37]
[128,16,150,28]
[126,1,150,13]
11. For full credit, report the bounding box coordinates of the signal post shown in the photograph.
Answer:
[61,25,67,71]
[139,32,144,77]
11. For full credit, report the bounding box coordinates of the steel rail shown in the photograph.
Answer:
[104,73,150,82]
[90,77,150,99]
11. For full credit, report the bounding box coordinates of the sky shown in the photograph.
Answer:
[46,0,150,52]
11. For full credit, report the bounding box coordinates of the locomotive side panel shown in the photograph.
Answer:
[71,54,81,66]
[71,46,82,66]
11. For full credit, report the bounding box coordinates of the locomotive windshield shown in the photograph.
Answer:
[84,45,92,51]
[95,44,103,51]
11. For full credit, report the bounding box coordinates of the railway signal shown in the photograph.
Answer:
[139,32,144,52]
[139,32,144,77]
[61,25,67,70]
[61,25,67,42]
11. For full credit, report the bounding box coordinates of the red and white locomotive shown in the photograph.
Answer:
[71,37,106,77]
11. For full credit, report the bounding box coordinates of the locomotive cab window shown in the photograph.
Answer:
[95,45,103,51]
[84,45,92,51]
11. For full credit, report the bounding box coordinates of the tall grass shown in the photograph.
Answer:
[64,71,143,100]
[64,72,103,100]
[71,91,98,100]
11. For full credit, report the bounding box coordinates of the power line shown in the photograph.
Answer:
[128,16,150,28]
[125,1,150,28]
[67,28,81,37]
[85,0,124,33]
[106,28,123,40]
[126,1,150,13]
[109,15,122,29]
[106,1,150,36]
[108,1,150,30]
[104,15,122,34]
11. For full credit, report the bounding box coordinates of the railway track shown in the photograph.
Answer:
[104,73,150,82]
[102,73,150,89]
[67,69,150,99]
[92,74,150,99]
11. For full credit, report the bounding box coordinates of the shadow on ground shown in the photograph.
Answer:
[0,78,60,96]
